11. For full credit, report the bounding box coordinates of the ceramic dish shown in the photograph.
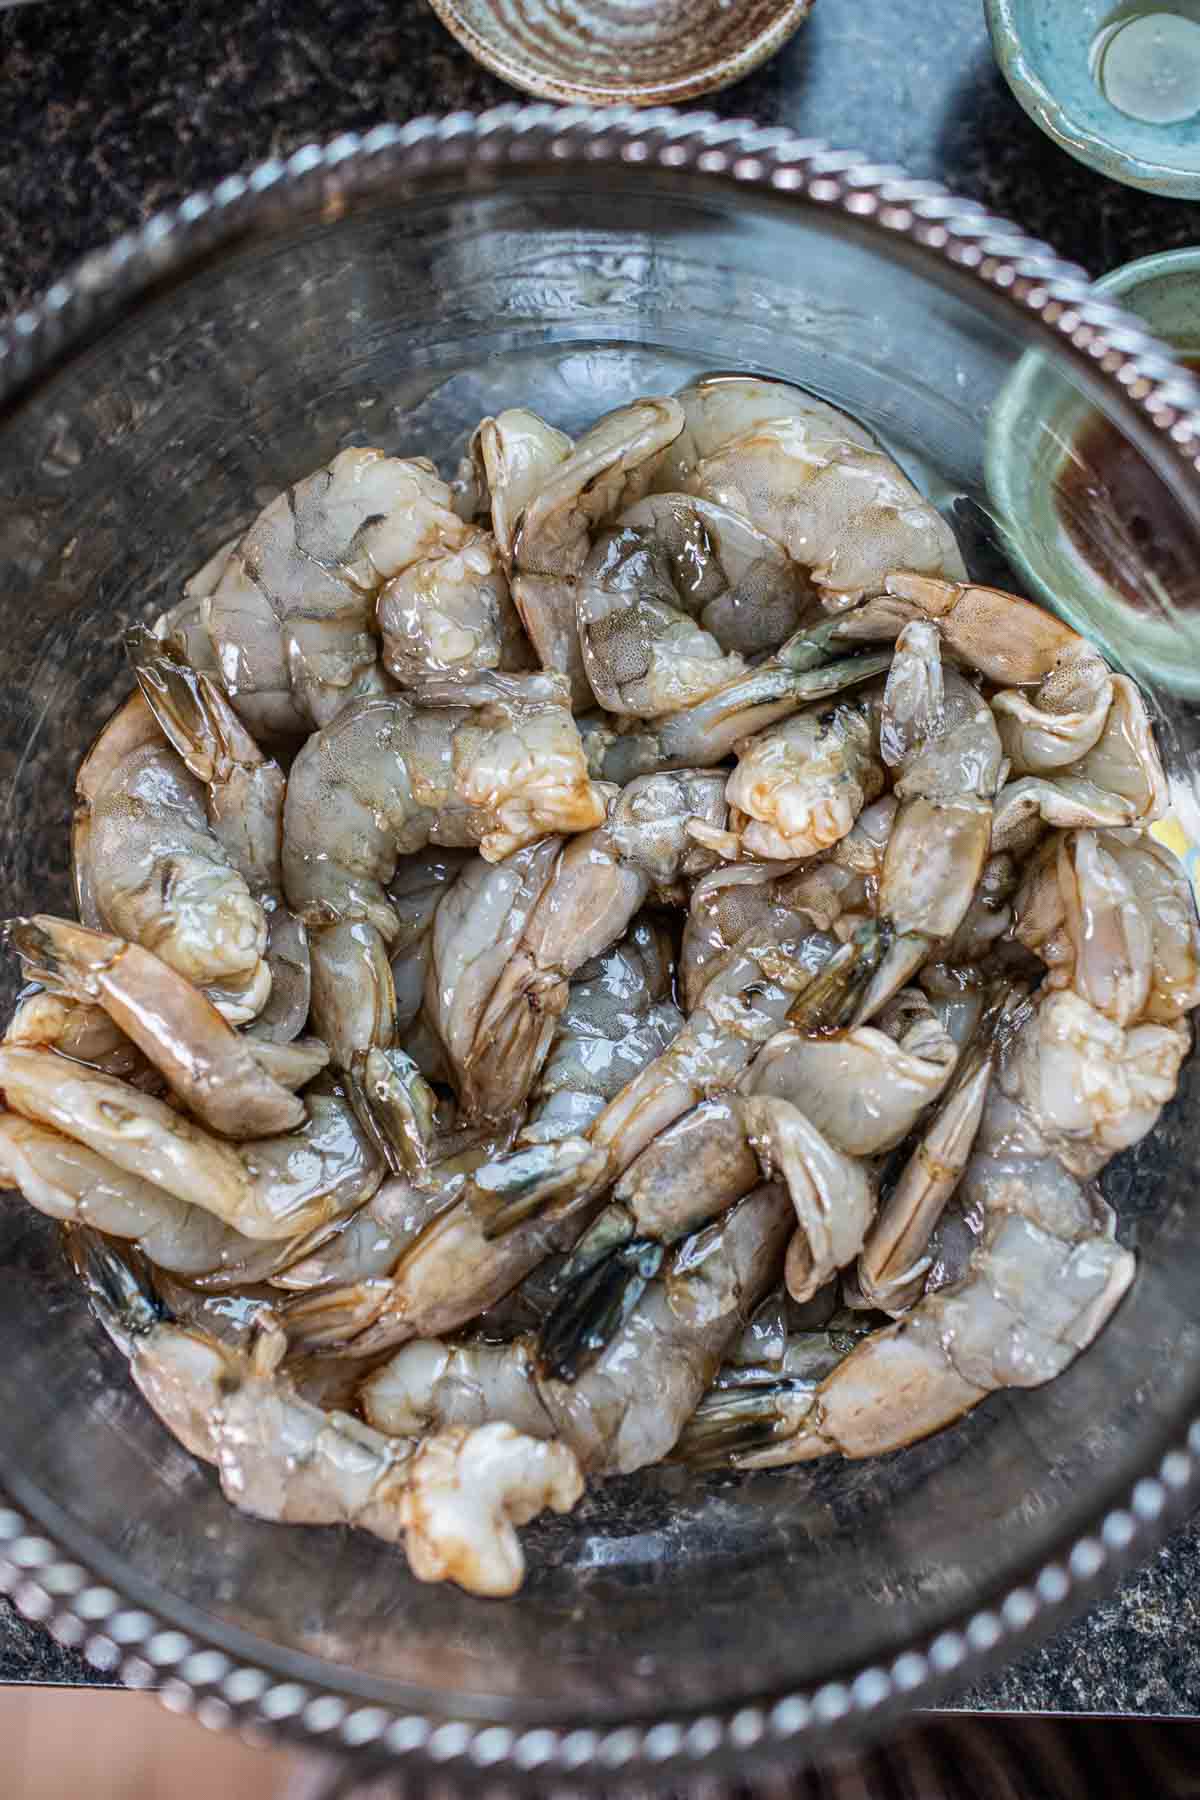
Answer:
[426,0,814,105]
[2,108,1200,1788]
[987,244,1200,699]
[987,0,1200,198]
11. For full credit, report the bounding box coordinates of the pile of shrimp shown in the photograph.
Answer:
[2,373,1197,1597]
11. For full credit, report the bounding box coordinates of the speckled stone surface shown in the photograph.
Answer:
[1,0,1199,1715]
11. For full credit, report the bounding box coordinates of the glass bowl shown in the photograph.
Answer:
[2,107,1200,1787]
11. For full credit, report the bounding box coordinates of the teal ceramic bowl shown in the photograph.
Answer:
[987,246,1200,697]
[987,0,1200,197]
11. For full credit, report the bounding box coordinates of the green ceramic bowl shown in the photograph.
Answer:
[987,0,1200,198]
[987,246,1200,696]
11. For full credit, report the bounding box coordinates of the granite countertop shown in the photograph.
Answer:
[1,0,1198,1716]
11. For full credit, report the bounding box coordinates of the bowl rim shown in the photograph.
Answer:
[985,0,1200,200]
[3,102,1200,1785]
[423,0,815,107]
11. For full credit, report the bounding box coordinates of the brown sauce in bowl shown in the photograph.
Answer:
[1054,356,1200,616]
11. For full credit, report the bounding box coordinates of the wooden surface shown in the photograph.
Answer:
[0,1689,302,1800]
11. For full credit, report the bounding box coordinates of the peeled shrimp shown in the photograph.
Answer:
[715,692,885,862]
[584,624,892,784]
[73,692,270,1025]
[733,984,1188,1465]
[6,915,322,1139]
[577,492,808,716]
[128,627,310,1042]
[0,1048,381,1241]
[386,848,477,1037]
[364,1181,793,1476]
[427,771,722,1122]
[653,375,966,606]
[539,1091,872,1378]
[280,672,603,1146]
[282,1135,607,1355]
[469,408,573,570]
[1015,829,1200,1027]
[509,398,685,706]
[520,918,683,1145]
[377,528,532,685]
[78,1236,581,1596]
[205,448,465,737]
[0,1113,298,1279]
[749,985,959,1157]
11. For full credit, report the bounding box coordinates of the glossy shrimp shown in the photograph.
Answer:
[205,448,466,737]
[377,527,532,686]
[652,374,967,606]
[719,981,1190,1466]
[468,407,573,571]
[281,1134,607,1355]
[0,1047,381,1241]
[508,398,685,707]
[581,622,892,785]
[280,672,604,1151]
[73,691,270,1025]
[5,915,322,1139]
[425,770,721,1122]
[77,1235,581,1596]
[537,1090,872,1379]
[520,917,683,1145]
[711,689,886,862]
[363,1182,793,1476]
[128,627,310,1042]
[577,492,809,717]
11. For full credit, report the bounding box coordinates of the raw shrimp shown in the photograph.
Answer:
[509,398,685,706]
[0,1048,381,1241]
[386,848,477,1037]
[280,672,604,1148]
[6,990,156,1087]
[76,1235,581,1596]
[205,448,466,738]
[713,692,885,862]
[427,771,722,1122]
[0,1113,300,1279]
[377,528,532,685]
[653,375,966,605]
[729,985,1189,1465]
[520,918,683,1145]
[128,627,310,1042]
[672,1310,884,1468]
[1015,829,1200,1027]
[583,624,892,784]
[7,916,319,1140]
[363,1182,793,1476]
[748,984,960,1157]
[282,1136,608,1355]
[73,692,270,1024]
[538,1091,872,1378]
[849,1005,1013,1316]
[469,408,573,569]
[576,492,809,716]
[843,621,1003,1022]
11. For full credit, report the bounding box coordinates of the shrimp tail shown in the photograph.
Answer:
[65,1227,164,1347]
[786,918,892,1031]
[466,1139,608,1239]
[671,1378,817,1470]
[536,1235,664,1383]
[126,626,245,781]
[281,1277,396,1352]
[463,965,565,1123]
[346,1047,438,1177]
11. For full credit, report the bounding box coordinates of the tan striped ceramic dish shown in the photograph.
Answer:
[427,0,815,105]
